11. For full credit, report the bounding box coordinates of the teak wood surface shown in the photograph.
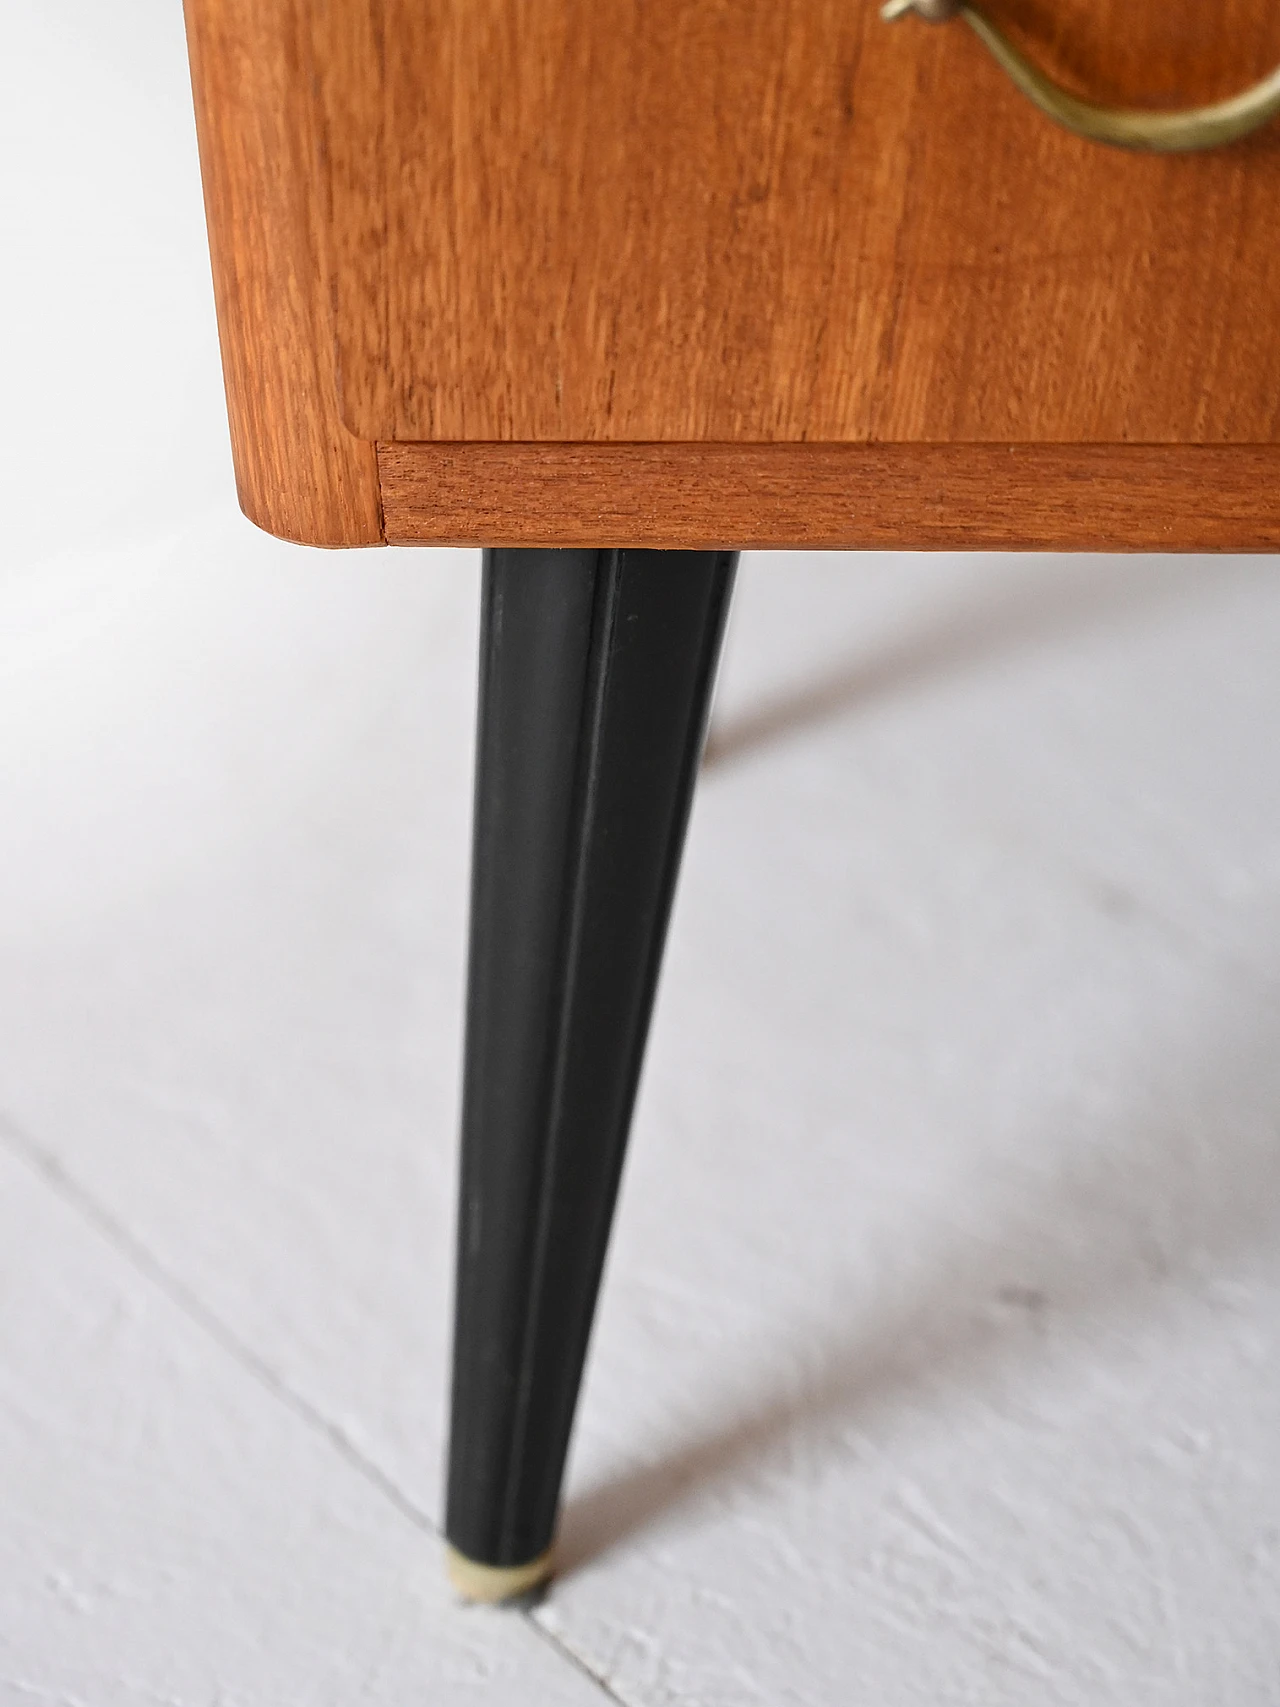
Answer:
[183,0,383,546]
[182,0,1280,548]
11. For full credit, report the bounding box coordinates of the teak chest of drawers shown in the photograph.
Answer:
[183,0,1280,1599]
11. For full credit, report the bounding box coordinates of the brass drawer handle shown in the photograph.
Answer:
[882,0,1280,151]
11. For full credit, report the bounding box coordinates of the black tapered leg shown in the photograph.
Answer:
[445,546,737,1595]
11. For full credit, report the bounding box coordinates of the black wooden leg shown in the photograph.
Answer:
[445,546,738,1599]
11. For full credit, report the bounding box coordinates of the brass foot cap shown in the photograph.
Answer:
[445,1544,555,1603]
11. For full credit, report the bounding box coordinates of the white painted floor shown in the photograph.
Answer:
[5,3,1280,1701]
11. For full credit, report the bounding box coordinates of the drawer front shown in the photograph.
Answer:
[315,0,1280,445]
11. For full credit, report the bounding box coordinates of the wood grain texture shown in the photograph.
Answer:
[377,442,1280,551]
[183,0,383,546]
[317,0,1280,448]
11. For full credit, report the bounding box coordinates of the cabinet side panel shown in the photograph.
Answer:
[183,0,383,546]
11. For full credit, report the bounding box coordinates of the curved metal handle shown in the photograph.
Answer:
[882,0,1280,152]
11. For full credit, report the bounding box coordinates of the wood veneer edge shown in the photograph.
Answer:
[377,442,1280,553]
